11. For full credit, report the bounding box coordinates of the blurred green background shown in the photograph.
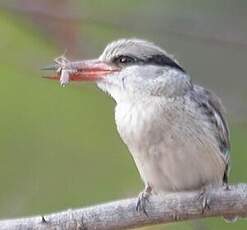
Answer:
[0,0,246,229]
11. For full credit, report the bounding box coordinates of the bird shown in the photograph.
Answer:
[43,38,230,213]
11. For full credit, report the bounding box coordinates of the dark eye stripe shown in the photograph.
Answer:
[143,55,186,73]
[112,54,185,73]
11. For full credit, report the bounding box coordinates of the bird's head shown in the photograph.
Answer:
[43,39,192,102]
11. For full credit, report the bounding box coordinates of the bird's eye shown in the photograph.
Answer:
[113,55,136,65]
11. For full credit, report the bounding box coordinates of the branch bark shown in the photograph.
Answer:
[0,184,247,230]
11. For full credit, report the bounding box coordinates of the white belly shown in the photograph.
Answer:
[115,98,226,194]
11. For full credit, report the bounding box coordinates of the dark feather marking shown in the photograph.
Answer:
[144,55,186,73]
[190,85,230,184]
[112,54,186,73]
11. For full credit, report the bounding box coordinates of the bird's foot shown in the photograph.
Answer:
[223,182,230,191]
[222,183,238,222]
[136,185,152,216]
[197,188,211,214]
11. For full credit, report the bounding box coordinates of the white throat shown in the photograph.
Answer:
[97,65,192,104]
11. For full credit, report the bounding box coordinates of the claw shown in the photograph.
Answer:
[223,182,230,191]
[136,192,149,216]
[197,188,211,214]
[41,216,48,224]
[136,185,152,216]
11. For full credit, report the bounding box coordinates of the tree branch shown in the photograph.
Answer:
[0,184,247,230]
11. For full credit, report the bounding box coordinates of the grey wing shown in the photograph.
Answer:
[192,85,230,184]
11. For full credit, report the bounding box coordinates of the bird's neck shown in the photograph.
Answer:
[97,72,192,104]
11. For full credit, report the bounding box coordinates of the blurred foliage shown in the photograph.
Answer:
[0,1,246,230]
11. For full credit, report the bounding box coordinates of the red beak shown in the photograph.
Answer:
[42,58,119,84]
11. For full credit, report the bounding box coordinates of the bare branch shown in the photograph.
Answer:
[0,184,247,230]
